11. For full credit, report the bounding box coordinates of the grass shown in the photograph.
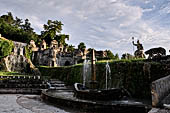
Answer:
[0,71,29,76]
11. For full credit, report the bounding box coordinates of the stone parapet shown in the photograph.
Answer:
[151,75,170,107]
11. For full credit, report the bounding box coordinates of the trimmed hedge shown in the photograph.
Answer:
[38,65,83,85]
[38,60,168,99]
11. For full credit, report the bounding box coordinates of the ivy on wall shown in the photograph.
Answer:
[0,38,14,58]
[24,45,32,59]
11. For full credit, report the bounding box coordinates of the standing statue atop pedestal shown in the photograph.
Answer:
[132,39,145,58]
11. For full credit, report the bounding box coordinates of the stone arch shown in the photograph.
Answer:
[65,61,70,66]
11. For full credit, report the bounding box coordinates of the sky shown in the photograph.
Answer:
[0,0,170,56]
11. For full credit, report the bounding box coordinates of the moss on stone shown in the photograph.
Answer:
[0,38,14,58]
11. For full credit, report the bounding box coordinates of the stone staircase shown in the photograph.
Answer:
[0,75,47,94]
[46,79,71,90]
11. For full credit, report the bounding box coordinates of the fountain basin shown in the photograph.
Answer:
[74,83,124,101]
[41,89,151,113]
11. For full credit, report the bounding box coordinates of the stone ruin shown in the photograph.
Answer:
[0,35,41,75]
[31,40,108,67]
[0,37,108,68]
[2,41,27,72]
[32,40,81,67]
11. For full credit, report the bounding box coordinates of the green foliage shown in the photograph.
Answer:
[41,20,64,44]
[0,12,70,47]
[38,60,168,99]
[0,38,14,58]
[24,45,32,59]
[0,71,28,76]
[105,50,119,60]
[106,50,114,59]
[121,53,135,60]
[21,19,34,32]
[114,53,119,60]
[38,65,83,85]
[67,44,75,52]
[78,42,86,51]
[54,34,69,46]
[0,12,38,43]
[1,12,14,24]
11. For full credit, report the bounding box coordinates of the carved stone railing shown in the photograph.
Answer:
[151,75,170,107]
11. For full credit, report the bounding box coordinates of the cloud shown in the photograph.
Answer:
[1,0,170,55]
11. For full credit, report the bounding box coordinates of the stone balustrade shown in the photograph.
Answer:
[151,75,170,107]
[0,75,47,89]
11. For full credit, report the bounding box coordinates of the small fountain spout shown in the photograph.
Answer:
[90,49,97,89]
[106,61,111,90]
[83,59,90,87]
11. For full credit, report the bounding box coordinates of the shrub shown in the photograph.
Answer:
[0,38,14,58]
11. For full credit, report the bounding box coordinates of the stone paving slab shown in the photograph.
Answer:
[0,94,87,113]
[0,94,32,113]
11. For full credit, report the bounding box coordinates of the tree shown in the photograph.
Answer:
[78,42,86,51]
[114,53,119,60]
[41,20,63,44]
[121,53,134,60]
[67,44,75,52]
[1,12,14,24]
[13,17,23,28]
[21,19,34,32]
[106,50,114,59]
[54,34,69,46]
[0,13,38,43]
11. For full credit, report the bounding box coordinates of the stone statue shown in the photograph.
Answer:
[50,40,58,49]
[29,40,38,51]
[132,40,145,58]
[40,40,47,50]
[145,47,166,59]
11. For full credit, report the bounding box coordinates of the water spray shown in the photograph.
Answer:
[132,37,134,55]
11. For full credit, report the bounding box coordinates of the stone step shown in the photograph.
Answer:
[49,79,64,84]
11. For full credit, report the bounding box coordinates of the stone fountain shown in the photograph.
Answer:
[74,49,129,101]
[41,49,151,113]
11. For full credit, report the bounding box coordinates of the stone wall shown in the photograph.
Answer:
[32,50,75,66]
[4,41,27,72]
[151,75,170,107]
[58,56,74,66]
[1,41,41,75]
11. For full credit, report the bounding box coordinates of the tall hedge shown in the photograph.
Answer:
[38,60,168,99]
